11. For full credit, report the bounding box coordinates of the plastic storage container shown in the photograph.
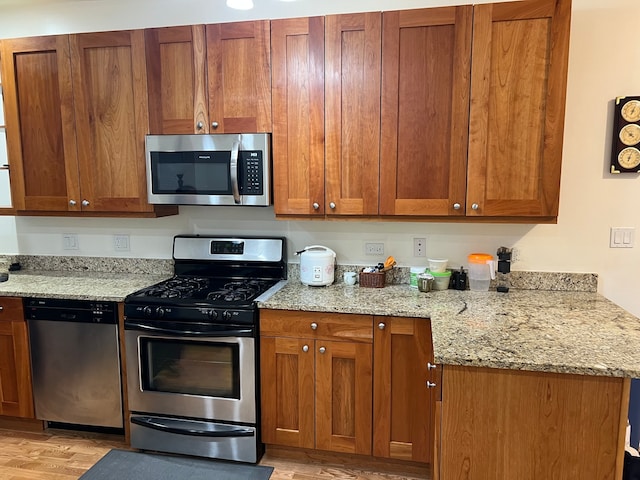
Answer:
[427,258,448,273]
[410,267,426,288]
[467,253,495,291]
[429,270,451,291]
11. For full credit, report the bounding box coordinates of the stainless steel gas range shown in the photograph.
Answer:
[123,235,287,463]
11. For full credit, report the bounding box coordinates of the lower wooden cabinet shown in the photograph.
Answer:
[0,297,34,418]
[260,310,373,455]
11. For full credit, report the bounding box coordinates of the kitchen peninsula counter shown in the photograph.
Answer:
[258,282,640,378]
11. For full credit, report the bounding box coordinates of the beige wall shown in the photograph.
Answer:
[1,0,639,318]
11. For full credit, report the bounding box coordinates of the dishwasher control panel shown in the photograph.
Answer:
[24,297,118,324]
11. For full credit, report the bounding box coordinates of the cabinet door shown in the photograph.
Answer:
[271,17,325,216]
[260,336,315,449]
[0,35,80,212]
[0,298,34,418]
[206,21,271,133]
[70,30,152,213]
[315,340,372,455]
[325,13,381,216]
[145,25,208,134]
[466,0,571,217]
[379,7,472,217]
[373,317,433,463]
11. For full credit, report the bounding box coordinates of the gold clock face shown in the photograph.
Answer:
[621,100,640,122]
[618,147,640,169]
[619,123,640,146]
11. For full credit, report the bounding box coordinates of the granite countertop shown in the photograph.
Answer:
[258,282,640,378]
[0,270,170,302]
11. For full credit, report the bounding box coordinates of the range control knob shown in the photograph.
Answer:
[207,309,219,320]
[222,311,233,320]
[143,306,153,317]
[155,307,165,318]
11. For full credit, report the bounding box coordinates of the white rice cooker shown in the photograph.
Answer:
[297,245,336,286]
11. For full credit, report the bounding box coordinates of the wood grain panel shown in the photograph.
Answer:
[325,13,381,216]
[145,25,208,134]
[316,340,372,455]
[206,20,271,133]
[260,310,373,342]
[379,6,471,216]
[70,30,151,213]
[466,0,570,217]
[440,365,628,480]
[271,17,325,215]
[0,35,79,212]
[373,317,433,464]
[260,336,315,449]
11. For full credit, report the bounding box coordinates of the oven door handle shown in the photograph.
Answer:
[131,416,255,438]
[124,320,253,337]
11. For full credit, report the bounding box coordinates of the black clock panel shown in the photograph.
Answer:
[611,96,640,173]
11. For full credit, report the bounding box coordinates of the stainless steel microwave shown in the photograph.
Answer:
[145,134,271,206]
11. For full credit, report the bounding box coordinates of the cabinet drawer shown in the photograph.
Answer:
[260,310,373,342]
[0,297,24,322]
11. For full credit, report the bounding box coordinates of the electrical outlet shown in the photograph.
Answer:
[114,234,130,252]
[413,237,426,257]
[365,242,385,256]
[63,233,79,250]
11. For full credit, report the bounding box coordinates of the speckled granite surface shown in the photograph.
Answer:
[258,282,640,378]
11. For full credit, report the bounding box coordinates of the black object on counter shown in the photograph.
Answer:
[496,247,512,293]
[451,267,468,290]
[0,272,8,282]
[8,262,21,271]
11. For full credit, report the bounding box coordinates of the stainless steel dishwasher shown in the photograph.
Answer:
[25,297,124,429]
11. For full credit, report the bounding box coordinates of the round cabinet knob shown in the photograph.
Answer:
[69,199,77,206]
[302,345,309,353]
[312,203,320,210]
[211,121,219,129]
[471,203,479,210]
[310,322,318,330]
[427,362,437,370]
[0,306,3,311]
[426,381,437,388]
[81,199,90,207]
[453,203,461,210]
[378,322,386,330]
[319,346,326,354]
[196,121,204,130]
[329,202,336,209]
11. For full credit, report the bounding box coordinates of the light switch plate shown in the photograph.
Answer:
[63,233,79,250]
[114,234,130,252]
[610,227,635,248]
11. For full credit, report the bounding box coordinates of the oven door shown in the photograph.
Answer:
[124,319,256,424]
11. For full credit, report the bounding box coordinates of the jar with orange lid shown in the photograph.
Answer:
[467,253,495,291]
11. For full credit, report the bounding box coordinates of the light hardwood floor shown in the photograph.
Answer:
[0,428,430,480]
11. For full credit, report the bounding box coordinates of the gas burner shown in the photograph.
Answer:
[141,276,210,299]
[207,281,262,302]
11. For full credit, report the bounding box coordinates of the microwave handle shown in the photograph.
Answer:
[230,137,241,204]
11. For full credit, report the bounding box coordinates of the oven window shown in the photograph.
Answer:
[140,338,240,399]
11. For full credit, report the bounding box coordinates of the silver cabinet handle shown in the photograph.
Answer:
[427,362,437,370]
[329,202,336,209]
[453,203,461,210]
[378,322,386,330]
[230,137,241,204]
[310,322,318,330]
[81,199,90,207]
[312,202,320,210]
[319,346,326,354]
[69,199,77,206]
[211,121,219,129]
[426,381,436,388]
[0,164,9,170]
[302,345,309,352]
[196,121,204,130]
[471,203,479,210]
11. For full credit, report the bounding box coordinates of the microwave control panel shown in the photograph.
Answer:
[239,151,264,196]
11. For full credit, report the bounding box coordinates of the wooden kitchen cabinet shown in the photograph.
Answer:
[1,32,176,216]
[379,6,472,217]
[272,13,381,216]
[0,297,34,419]
[466,0,571,218]
[438,365,628,479]
[260,310,373,455]
[373,316,435,464]
[271,17,325,216]
[146,20,271,135]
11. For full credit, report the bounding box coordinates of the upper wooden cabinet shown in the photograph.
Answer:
[271,17,325,215]
[379,6,472,217]
[466,0,571,218]
[0,297,34,419]
[1,32,175,216]
[146,21,272,135]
